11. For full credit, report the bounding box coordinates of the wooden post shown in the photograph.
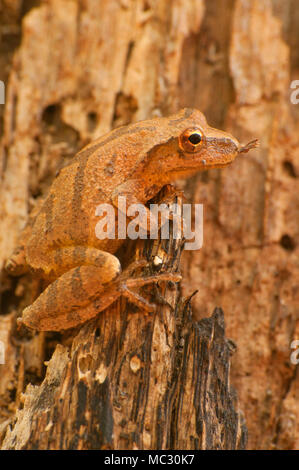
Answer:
[1,197,246,449]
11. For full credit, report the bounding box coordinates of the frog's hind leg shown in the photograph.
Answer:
[30,246,121,280]
[20,265,118,331]
[20,248,121,331]
[5,244,29,276]
[20,252,181,331]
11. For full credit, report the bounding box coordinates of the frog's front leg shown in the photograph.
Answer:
[112,181,185,243]
[20,247,121,331]
[112,180,155,233]
[112,179,173,234]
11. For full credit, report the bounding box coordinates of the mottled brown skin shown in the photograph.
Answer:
[5,108,257,331]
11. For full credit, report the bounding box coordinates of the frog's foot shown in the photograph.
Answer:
[5,245,29,276]
[158,184,185,205]
[119,270,181,312]
[150,185,186,236]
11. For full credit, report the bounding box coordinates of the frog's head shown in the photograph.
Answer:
[165,108,258,175]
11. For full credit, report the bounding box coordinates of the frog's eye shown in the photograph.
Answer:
[179,127,204,153]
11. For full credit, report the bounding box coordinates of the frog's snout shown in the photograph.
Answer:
[198,127,258,169]
[216,132,259,159]
[206,128,239,158]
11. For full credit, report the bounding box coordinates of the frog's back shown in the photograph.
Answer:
[26,108,203,266]
[25,118,159,258]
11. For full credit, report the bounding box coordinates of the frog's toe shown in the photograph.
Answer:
[120,284,157,312]
[5,248,29,276]
[6,261,28,276]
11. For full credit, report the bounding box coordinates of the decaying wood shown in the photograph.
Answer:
[1,212,246,449]
[0,0,298,450]
[2,308,246,450]
[1,308,247,449]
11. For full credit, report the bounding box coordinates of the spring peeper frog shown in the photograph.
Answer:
[5,108,258,331]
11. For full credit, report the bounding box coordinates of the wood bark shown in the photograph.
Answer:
[0,0,298,450]
[1,209,246,450]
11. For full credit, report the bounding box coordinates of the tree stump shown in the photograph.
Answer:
[1,204,246,449]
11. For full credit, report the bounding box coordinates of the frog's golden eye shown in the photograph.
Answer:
[179,127,204,153]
